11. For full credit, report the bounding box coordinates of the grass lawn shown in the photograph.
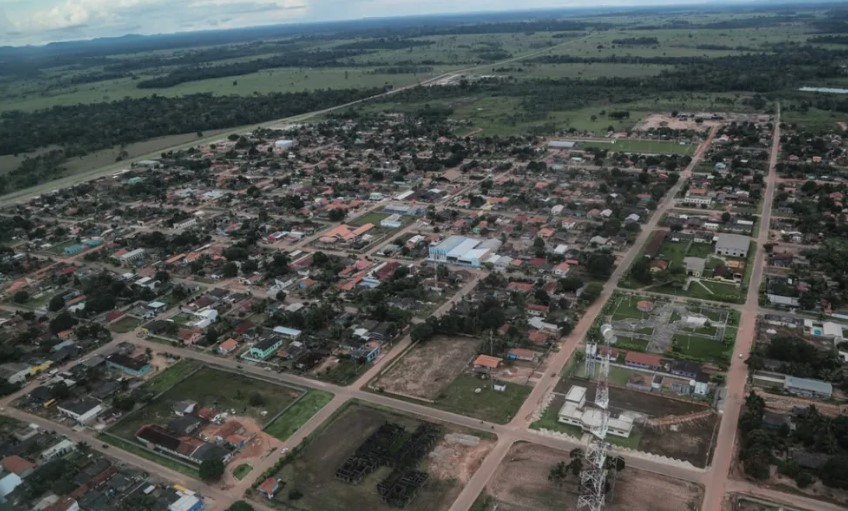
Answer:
[110,317,142,333]
[615,336,650,353]
[347,211,389,227]
[686,243,715,259]
[264,390,334,441]
[577,139,696,156]
[609,295,652,320]
[607,426,643,450]
[99,433,199,478]
[233,463,253,480]
[315,358,368,385]
[111,365,303,442]
[575,364,634,387]
[672,334,731,365]
[434,375,532,424]
[141,359,202,395]
[530,403,584,438]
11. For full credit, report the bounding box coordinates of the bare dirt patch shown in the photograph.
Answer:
[375,335,480,400]
[635,113,720,132]
[428,434,494,484]
[486,442,703,511]
[639,413,719,467]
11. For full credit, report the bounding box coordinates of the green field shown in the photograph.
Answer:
[432,375,532,424]
[347,211,390,227]
[110,317,142,333]
[110,365,303,447]
[142,360,202,395]
[233,463,253,480]
[577,139,696,156]
[672,334,732,365]
[264,390,335,441]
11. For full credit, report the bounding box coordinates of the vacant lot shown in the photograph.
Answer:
[110,365,302,441]
[484,442,703,511]
[376,335,480,401]
[434,375,532,424]
[639,413,719,468]
[264,390,334,441]
[267,403,492,511]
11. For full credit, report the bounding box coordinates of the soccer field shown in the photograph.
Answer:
[578,139,696,156]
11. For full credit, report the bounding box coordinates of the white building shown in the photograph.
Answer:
[714,233,750,258]
[57,399,103,424]
[557,385,633,438]
[41,439,76,460]
[274,139,296,150]
[380,214,403,229]
[0,470,22,503]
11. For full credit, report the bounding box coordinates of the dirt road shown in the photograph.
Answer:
[446,126,720,511]
[700,105,781,511]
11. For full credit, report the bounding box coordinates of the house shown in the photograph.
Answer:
[105,354,152,377]
[472,354,502,374]
[783,375,832,399]
[0,455,34,478]
[683,257,706,277]
[624,351,664,371]
[0,469,22,504]
[272,326,302,340]
[0,362,30,385]
[167,416,203,436]
[217,338,239,355]
[57,398,103,424]
[173,400,197,416]
[714,233,750,258]
[247,336,284,360]
[258,477,281,499]
[41,439,76,460]
[670,360,703,380]
[553,261,570,277]
[507,348,539,362]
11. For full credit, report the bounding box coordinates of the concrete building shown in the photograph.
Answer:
[784,375,833,399]
[428,235,501,268]
[380,214,403,229]
[0,469,22,504]
[0,362,30,384]
[557,385,633,438]
[247,336,284,360]
[57,398,103,424]
[106,354,152,377]
[714,233,750,258]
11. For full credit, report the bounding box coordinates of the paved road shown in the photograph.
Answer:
[700,105,781,511]
[446,126,720,511]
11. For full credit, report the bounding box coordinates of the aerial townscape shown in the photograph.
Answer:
[2,2,848,511]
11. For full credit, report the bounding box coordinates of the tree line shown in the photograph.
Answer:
[136,49,364,88]
[0,87,384,156]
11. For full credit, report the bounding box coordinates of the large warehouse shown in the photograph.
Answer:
[428,235,502,267]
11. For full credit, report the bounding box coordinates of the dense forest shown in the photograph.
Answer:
[136,49,364,88]
[0,87,384,156]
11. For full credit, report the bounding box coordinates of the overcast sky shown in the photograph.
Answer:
[0,0,797,46]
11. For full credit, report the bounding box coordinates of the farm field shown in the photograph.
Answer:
[263,403,494,511]
[480,442,704,511]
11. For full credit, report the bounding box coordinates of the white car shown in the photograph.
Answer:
[738,353,744,359]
